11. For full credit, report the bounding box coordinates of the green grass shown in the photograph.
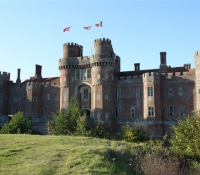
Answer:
[0,134,141,175]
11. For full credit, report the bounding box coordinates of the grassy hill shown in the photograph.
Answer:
[0,134,140,175]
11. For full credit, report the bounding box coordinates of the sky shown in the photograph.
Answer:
[0,0,200,82]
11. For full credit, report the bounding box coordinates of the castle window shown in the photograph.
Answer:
[179,106,184,116]
[115,107,118,117]
[163,108,166,113]
[97,113,100,120]
[105,94,108,100]
[64,77,66,82]
[179,86,183,96]
[40,110,43,116]
[47,94,50,102]
[169,87,173,97]
[105,73,108,79]
[87,69,91,79]
[83,88,89,100]
[130,106,135,117]
[148,87,154,97]
[105,113,108,120]
[97,94,100,100]
[33,97,37,103]
[97,74,100,79]
[115,88,118,99]
[75,69,80,80]
[169,106,174,116]
[81,69,87,81]
[56,95,59,102]
[136,88,140,99]
[148,106,154,117]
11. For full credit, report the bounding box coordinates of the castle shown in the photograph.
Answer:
[0,38,200,136]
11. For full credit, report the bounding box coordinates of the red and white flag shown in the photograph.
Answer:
[63,26,71,32]
[84,26,91,30]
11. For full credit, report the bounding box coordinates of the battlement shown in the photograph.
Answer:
[63,42,83,47]
[194,50,200,56]
[94,38,111,44]
[143,72,160,77]
[0,71,10,80]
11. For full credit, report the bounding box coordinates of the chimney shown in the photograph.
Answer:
[34,64,42,79]
[16,68,21,84]
[160,52,167,65]
[134,63,140,71]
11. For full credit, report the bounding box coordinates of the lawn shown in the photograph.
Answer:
[0,134,140,175]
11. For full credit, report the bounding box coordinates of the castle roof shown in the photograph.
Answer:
[22,77,60,84]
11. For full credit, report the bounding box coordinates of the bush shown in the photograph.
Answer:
[0,112,31,134]
[122,123,149,142]
[75,114,90,136]
[170,111,200,160]
[52,96,83,135]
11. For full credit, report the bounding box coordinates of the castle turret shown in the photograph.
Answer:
[90,38,116,127]
[59,43,83,110]
[194,51,200,111]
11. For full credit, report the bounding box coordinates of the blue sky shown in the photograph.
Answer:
[0,1,200,81]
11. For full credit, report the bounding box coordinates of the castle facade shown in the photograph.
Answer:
[0,38,199,136]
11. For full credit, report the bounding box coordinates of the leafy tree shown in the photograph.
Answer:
[52,96,83,135]
[122,123,149,142]
[75,113,90,136]
[170,112,200,160]
[0,112,31,134]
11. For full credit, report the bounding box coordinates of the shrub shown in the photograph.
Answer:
[0,112,31,134]
[52,96,83,135]
[122,123,149,142]
[75,113,90,136]
[170,111,200,160]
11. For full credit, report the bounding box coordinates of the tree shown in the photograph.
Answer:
[122,123,149,142]
[170,111,200,160]
[52,96,83,135]
[0,112,31,134]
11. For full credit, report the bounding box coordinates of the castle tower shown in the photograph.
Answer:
[0,72,10,116]
[25,65,42,116]
[59,43,83,110]
[90,38,116,126]
[194,51,200,111]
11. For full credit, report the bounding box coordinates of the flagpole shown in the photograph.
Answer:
[90,27,93,55]
[70,30,72,43]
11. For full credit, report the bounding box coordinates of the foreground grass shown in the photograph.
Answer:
[0,134,140,175]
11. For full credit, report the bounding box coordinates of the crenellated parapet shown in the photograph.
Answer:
[9,82,60,90]
[161,71,195,82]
[58,56,91,70]
[115,74,143,84]
[0,72,10,81]
[90,54,116,67]
[143,72,161,82]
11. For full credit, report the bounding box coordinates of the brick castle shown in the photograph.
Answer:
[0,38,200,136]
